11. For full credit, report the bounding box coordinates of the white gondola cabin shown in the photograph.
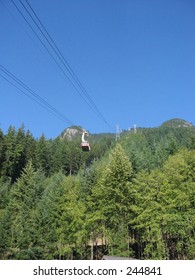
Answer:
[81,131,90,151]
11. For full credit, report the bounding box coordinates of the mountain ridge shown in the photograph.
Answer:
[161,118,192,128]
[60,118,194,141]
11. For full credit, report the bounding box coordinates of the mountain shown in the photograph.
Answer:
[59,118,194,142]
[161,118,193,128]
[60,125,116,143]
[60,126,84,141]
[1,118,195,261]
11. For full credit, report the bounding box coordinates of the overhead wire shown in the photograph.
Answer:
[23,0,110,127]
[0,73,66,122]
[0,65,74,125]
[10,0,113,130]
[10,0,91,111]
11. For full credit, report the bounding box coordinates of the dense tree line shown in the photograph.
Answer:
[0,125,114,182]
[0,124,195,259]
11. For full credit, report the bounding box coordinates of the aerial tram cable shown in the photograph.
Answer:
[24,0,112,129]
[0,73,68,123]
[23,0,110,127]
[0,65,92,151]
[9,0,91,106]
[0,65,74,125]
[1,67,91,151]
[10,0,113,130]
[10,0,101,120]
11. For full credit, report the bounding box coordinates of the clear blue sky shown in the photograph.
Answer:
[1,0,195,138]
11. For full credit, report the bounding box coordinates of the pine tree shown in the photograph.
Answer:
[36,134,51,176]
[132,149,195,259]
[161,149,195,259]
[0,161,45,259]
[12,125,27,181]
[2,126,16,182]
[0,129,5,177]
[88,144,134,257]
[132,169,168,259]
[36,173,86,259]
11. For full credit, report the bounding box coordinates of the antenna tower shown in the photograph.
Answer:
[116,125,121,141]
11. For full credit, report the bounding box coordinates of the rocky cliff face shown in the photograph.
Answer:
[60,126,85,141]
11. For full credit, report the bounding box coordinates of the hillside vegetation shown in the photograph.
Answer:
[0,119,195,259]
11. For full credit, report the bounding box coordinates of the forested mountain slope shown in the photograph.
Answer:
[0,119,195,260]
[121,125,195,172]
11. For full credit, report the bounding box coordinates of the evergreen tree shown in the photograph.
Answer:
[132,169,168,259]
[132,149,195,259]
[36,173,86,259]
[0,162,45,259]
[0,129,5,177]
[12,125,27,181]
[161,149,195,259]
[36,134,52,176]
[0,179,11,258]
[24,130,37,164]
[88,144,134,257]
[2,126,16,182]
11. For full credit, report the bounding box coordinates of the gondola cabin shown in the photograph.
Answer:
[81,142,90,151]
[81,131,90,151]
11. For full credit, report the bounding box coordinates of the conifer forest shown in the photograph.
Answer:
[0,119,195,260]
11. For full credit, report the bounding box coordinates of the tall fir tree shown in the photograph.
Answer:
[0,161,45,259]
[36,173,86,259]
[88,144,134,257]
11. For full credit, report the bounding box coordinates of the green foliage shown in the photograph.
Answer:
[1,126,37,183]
[0,129,6,176]
[132,149,195,259]
[122,126,195,172]
[87,144,134,257]
[161,118,192,128]
[0,123,194,260]
[36,173,86,259]
[0,161,45,259]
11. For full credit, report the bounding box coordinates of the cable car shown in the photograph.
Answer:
[81,131,90,151]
